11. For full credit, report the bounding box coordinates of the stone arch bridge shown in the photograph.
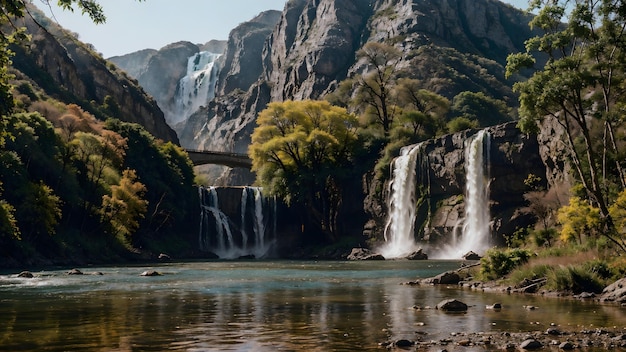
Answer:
[185,149,252,169]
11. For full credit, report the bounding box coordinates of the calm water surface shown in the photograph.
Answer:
[0,260,624,351]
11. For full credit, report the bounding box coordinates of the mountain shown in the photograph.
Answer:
[11,6,178,143]
[109,40,228,128]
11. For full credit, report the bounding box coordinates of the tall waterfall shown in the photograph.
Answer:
[379,143,424,258]
[438,130,492,258]
[199,186,276,259]
[172,51,221,124]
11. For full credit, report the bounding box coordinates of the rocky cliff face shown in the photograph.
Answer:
[178,0,534,182]
[13,8,178,143]
[109,40,227,127]
[364,122,564,248]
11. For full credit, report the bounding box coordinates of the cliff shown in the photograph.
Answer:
[12,7,178,143]
[178,0,534,183]
[109,40,227,127]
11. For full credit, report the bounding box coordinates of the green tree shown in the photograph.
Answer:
[393,79,450,139]
[506,0,626,252]
[104,119,196,236]
[447,116,478,133]
[450,91,513,127]
[354,42,402,134]
[249,100,360,241]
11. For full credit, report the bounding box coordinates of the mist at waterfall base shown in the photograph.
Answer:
[379,130,493,260]
[168,51,221,125]
[199,186,277,259]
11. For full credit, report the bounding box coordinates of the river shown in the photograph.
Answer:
[0,260,623,351]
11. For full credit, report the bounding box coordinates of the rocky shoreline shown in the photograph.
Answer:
[387,267,626,351]
[380,327,626,351]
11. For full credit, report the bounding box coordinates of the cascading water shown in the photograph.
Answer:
[379,143,424,258]
[437,129,492,258]
[199,186,276,259]
[199,186,234,256]
[171,51,221,125]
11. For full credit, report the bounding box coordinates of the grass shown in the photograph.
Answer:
[499,247,626,294]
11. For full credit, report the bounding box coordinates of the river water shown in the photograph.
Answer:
[0,260,623,351]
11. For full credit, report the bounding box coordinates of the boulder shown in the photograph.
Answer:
[433,271,461,285]
[436,299,468,312]
[520,339,542,350]
[346,248,385,261]
[406,249,428,260]
[140,270,161,277]
[559,341,575,350]
[486,303,502,309]
[17,271,34,278]
[463,251,481,260]
[600,278,626,303]
[67,268,83,275]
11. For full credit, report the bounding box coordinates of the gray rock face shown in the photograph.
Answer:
[111,42,201,124]
[179,0,535,183]
[364,122,549,247]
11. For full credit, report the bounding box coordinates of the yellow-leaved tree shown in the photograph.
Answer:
[249,100,360,242]
[100,169,148,243]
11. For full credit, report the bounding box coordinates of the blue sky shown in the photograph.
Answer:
[35,0,531,58]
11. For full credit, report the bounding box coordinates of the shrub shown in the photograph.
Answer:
[545,265,606,294]
[480,248,532,280]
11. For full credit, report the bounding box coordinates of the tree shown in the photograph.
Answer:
[450,91,513,127]
[557,196,601,244]
[101,169,147,241]
[354,42,402,134]
[249,100,360,241]
[394,79,450,139]
[506,0,626,252]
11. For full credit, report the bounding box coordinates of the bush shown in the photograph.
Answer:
[545,265,606,294]
[480,248,532,280]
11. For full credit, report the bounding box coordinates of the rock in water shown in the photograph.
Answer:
[67,268,83,275]
[140,270,161,277]
[406,249,428,260]
[346,248,385,261]
[17,271,34,278]
[463,251,481,260]
[436,299,468,312]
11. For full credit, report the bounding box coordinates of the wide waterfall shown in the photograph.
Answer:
[438,129,492,258]
[379,143,424,258]
[199,186,276,259]
[172,51,221,124]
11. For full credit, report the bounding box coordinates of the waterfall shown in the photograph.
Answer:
[171,51,221,124]
[252,188,266,252]
[199,186,275,259]
[199,187,234,257]
[379,143,424,259]
[438,130,492,258]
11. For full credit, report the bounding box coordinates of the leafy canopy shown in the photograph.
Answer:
[250,100,359,201]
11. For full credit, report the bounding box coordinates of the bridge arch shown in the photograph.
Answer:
[185,149,252,169]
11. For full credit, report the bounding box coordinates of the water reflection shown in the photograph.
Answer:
[0,261,624,351]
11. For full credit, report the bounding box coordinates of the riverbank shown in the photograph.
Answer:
[392,264,626,350]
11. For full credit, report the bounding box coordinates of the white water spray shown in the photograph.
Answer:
[438,130,492,258]
[171,51,221,124]
[379,143,424,258]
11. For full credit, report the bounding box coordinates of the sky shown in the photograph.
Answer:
[34,0,531,58]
